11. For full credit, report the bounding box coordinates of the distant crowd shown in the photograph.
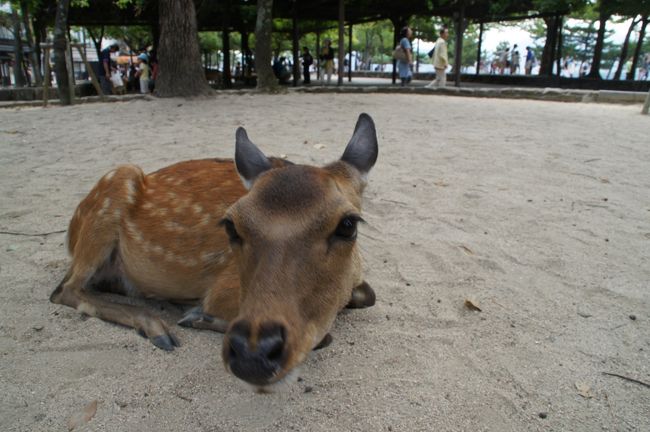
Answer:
[98,43,158,96]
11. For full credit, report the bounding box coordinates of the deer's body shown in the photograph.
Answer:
[51,114,378,391]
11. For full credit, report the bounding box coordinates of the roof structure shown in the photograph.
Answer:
[61,0,558,32]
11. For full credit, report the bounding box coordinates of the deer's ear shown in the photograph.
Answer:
[340,113,378,178]
[235,127,272,190]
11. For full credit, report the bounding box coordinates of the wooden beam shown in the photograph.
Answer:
[337,0,344,86]
[348,24,352,82]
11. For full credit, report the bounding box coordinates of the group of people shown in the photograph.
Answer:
[395,25,449,88]
[98,43,156,96]
[490,45,536,75]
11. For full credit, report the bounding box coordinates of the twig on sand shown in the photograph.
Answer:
[0,229,66,237]
[602,372,650,388]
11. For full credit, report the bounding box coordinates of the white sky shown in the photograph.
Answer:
[413,17,636,57]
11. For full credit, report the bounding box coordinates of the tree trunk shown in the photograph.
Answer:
[587,10,609,79]
[540,16,558,76]
[53,0,71,104]
[20,0,42,86]
[11,7,27,87]
[254,0,278,91]
[627,15,648,81]
[156,0,213,97]
[222,30,232,89]
[614,16,639,80]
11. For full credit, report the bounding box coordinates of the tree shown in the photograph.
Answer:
[254,0,278,91]
[19,0,42,85]
[614,15,640,79]
[627,15,648,80]
[52,0,71,104]
[10,5,27,86]
[156,0,213,97]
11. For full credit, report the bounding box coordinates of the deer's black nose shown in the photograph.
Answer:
[223,320,287,386]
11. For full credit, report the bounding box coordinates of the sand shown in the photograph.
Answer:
[1,93,649,431]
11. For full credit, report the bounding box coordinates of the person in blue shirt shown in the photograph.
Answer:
[98,43,119,95]
[397,26,413,86]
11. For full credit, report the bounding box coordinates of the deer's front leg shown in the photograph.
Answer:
[178,261,239,333]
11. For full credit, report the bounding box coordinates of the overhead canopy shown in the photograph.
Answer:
[60,0,562,32]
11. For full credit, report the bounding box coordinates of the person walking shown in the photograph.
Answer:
[426,26,449,88]
[98,43,119,95]
[397,26,413,86]
[510,44,520,74]
[301,47,313,84]
[320,39,335,85]
[525,46,535,75]
[136,54,150,94]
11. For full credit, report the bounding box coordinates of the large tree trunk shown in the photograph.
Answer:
[614,16,639,80]
[156,0,213,97]
[20,0,42,86]
[540,16,559,76]
[587,10,609,79]
[11,7,27,87]
[53,0,71,104]
[627,15,648,81]
[254,0,278,91]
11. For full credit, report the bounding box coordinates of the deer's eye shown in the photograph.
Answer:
[221,219,241,244]
[334,216,360,240]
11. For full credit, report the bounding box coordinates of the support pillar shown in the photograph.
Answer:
[476,22,483,75]
[337,0,344,86]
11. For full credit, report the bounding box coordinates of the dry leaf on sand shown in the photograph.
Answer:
[313,144,326,150]
[67,400,98,431]
[464,299,482,312]
[459,245,474,255]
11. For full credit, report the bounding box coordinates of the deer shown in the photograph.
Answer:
[49,113,378,390]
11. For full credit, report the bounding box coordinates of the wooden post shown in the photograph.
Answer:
[41,44,51,107]
[391,17,399,85]
[73,44,104,100]
[64,39,75,103]
[556,15,563,78]
[642,89,650,115]
[316,31,320,81]
[337,0,344,86]
[453,3,465,88]
[348,24,352,82]
[476,22,483,75]
[292,5,299,86]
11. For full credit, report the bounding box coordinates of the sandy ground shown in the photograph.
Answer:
[1,93,649,432]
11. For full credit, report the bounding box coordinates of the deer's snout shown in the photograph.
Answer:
[223,320,287,386]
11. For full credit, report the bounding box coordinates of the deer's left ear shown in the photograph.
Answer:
[235,127,272,190]
[340,113,378,178]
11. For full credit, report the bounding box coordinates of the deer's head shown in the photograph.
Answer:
[220,114,378,390]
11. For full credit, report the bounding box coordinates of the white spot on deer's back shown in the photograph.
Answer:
[104,169,116,182]
[98,197,111,215]
[192,204,203,214]
[125,180,136,204]
[125,220,144,242]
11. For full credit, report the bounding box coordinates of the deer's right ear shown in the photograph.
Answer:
[235,127,272,190]
[340,113,378,179]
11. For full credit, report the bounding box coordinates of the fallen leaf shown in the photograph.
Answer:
[67,400,98,431]
[313,144,326,150]
[599,178,610,184]
[433,181,449,187]
[459,245,474,255]
[464,299,482,312]
[575,382,593,399]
